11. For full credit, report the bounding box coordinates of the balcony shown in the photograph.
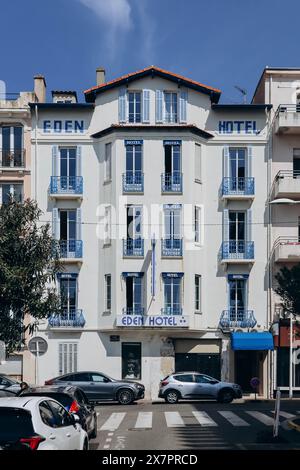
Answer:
[161,172,182,193]
[122,172,144,193]
[122,307,145,315]
[0,149,25,171]
[274,237,300,263]
[219,309,257,329]
[161,306,183,315]
[50,176,83,199]
[273,170,300,199]
[275,105,300,134]
[59,240,83,262]
[123,238,144,257]
[161,238,183,257]
[222,177,255,199]
[48,309,85,328]
[221,241,254,264]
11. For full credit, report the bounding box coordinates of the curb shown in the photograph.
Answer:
[288,420,300,432]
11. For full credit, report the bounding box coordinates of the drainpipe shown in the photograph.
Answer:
[34,104,38,200]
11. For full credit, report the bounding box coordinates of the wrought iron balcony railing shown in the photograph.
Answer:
[123,238,144,256]
[122,307,145,315]
[122,172,144,192]
[0,149,25,168]
[222,177,255,196]
[50,176,83,195]
[219,309,256,328]
[161,238,183,256]
[48,309,85,327]
[221,241,254,260]
[161,306,183,316]
[161,172,183,193]
[59,240,83,259]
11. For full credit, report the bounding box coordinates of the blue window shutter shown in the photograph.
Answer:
[142,89,150,123]
[223,209,229,241]
[76,146,82,176]
[155,90,163,123]
[247,209,252,241]
[247,146,253,177]
[76,208,82,240]
[52,208,59,239]
[179,91,187,123]
[223,146,229,177]
[52,145,59,176]
[119,87,127,123]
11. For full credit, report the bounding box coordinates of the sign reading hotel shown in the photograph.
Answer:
[43,120,85,133]
[117,315,189,328]
[218,120,259,134]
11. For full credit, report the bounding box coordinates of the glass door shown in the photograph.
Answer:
[229,148,246,191]
[60,148,76,190]
[164,207,181,249]
[229,211,245,255]
[60,278,77,318]
[164,277,181,315]
[126,277,143,315]
[60,210,76,256]
[229,278,246,321]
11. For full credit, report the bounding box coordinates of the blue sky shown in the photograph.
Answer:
[1,0,300,102]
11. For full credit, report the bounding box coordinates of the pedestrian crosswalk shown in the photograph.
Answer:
[98,409,299,432]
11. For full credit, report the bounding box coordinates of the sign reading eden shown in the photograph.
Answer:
[219,121,258,134]
[43,120,84,133]
[117,315,189,328]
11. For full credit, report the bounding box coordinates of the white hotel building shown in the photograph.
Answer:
[29,66,274,399]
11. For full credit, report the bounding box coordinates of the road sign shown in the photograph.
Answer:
[250,377,260,389]
[28,337,48,356]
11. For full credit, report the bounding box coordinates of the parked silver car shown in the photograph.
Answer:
[158,372,242,404]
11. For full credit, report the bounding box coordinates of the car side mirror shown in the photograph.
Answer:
[103,378,110,383]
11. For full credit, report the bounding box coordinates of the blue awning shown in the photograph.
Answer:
[231,332,274,351]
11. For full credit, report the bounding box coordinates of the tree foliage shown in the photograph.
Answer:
[274,264,300,317]
[0,199,62,352]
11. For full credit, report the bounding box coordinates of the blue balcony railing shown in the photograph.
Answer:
[122,307,145,315]
[161,238,183,257]
[122,172,144,192]
[161,306,183,316]
[219,309,257,328]
[123,238,144,257]
[59,240,83,259]
[50,176,83,195]
[48,309,85,327]
[161,172,183,193]
[221,241,254,260]
[222,177,255,196]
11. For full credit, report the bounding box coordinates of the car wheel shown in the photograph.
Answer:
[83,439,89,451]
[165,390,180,404]
[117,389,134,405]
[218,389,234,403]
[90,416,97,439]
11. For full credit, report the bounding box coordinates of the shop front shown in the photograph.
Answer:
[174,339,221,379]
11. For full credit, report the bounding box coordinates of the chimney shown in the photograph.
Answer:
[34,75,46,103]
[96,67,105,86]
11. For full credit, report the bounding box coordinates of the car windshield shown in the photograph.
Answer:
[0,408,34,440]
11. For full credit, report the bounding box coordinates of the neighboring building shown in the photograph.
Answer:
[0,75,46,382]
[31,66,273,398]
[253,67,300,396]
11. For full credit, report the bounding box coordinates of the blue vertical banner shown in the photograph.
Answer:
[151,236,156,297]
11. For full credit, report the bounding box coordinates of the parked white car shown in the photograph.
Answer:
[0,397,89,450]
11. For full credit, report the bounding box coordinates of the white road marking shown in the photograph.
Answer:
[271,410,295,419]
[192,411,218,426]
[165,411,185,427]
[100,413,126,431]
[246,411,274,426]
[134,412,153,429]
[218,411,250,427]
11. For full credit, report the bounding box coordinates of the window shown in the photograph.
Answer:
[195,275,201,312]
[58,343,78,375]
[0,183,23,204]
[72,372,90,382]
[91,373,109,383]
[60,148,76,178]
[293,149,300,178]
[229,278,247,317]
[163,276,182,315]
[195,206,202,244]
[39,402,57,428]
[195,143,201,182]
[194,374,217,384]
[122,343,141,380]
[128,92,141,123]
[173,374,194,383]
[47,400,73,428]
[60,210,77,241]
[164,92,177,123]
[104,206,111,245]
[127,205,142,240]
[126,144,142,174]
[1,125,23,167]
[105,143,112,181]
[105,274,111,311]
[125,276,143,315]
[60,277,77,314]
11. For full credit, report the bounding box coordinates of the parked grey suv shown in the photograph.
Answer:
[45,371,145,405]
[158,372,242,404]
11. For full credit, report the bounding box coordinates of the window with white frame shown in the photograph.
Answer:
[1,125,24,167]
[105,274,111,311]
[104,143,112,182]
[104,206,111,245]
[164,92,178,123]
[195,275,201,312]
[128,92,141,123]
[58,343,78,375]
[194,206,203,244]
[195,143,201,182]
[0,183,23,204]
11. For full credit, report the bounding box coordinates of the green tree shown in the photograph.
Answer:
[274,264,300,317]
[0,199,62,353]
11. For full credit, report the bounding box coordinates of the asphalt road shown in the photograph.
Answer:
[90,400,300,450]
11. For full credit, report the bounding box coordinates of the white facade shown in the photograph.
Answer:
[30,68,272,398]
